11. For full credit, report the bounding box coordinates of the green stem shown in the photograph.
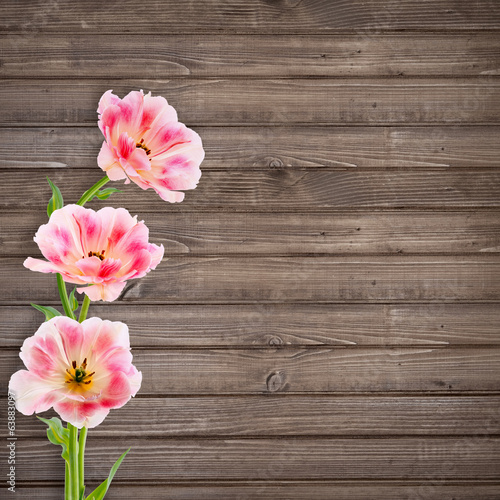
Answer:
[57,274,76,320]
[77,176,110,206]
[78,295,91,323]
[78,427,88,499]
[65,462,70,500]
[68,424,79,500]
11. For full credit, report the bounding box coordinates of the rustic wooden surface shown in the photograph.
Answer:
[1,1,499,499]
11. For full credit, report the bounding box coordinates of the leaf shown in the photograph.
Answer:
[46,177,64,217]
[31,303,62,321]
[69,288,79,312]
[79,186,121,204]
[85,448,130,500]
[95,188,121,200]
[37,416,70,462]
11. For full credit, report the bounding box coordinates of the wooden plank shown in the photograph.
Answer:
[2,303,500,348]
[3,211,500,258]
[2,1,499,33]
[2,169,500,212]
[2,34,500,78]
[2,126,500,170]
[3,347,500,394]
[3,256,499,304]
[4,396,500,437]
[0,79,498,126]
[11,483,500,500]
[11,437,500,481]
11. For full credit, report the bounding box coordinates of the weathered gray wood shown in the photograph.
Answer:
[2,126,500,170]
[1,79,498,125]
[11,483,500,500]
[2,1,499,33]
[3,256,499,304]
[2,303,500,347]
[3,211,500,258]
[4,347,500,394]
[4,396,499,437]
[2,34,500,78]
[3,169,500,212]
[11,437,500,481]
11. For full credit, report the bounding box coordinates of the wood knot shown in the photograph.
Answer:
[268,336,284,346]
[266,371,285,392]
[268,158,284,169]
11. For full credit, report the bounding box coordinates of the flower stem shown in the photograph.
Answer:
[57,274,76,320]
[77,176,110,206]
[78,427,88,499]
[65,462,70,500]
[68,423,79,500]
[78,295,91,323]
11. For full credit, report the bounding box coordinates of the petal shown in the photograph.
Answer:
[148,243,164,270]
[78,281,126,302]
[9,370,63,415]
[99,371,133,409]
[97,141,124,179]
[24,257,61,274]
[53,398,110,429]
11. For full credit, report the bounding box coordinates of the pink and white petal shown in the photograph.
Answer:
[97,141,122,174]
[98,104,124,144]
[153,156,203,191]
[111,222,149,257]
[105,208,138,247]
[140,94,178,136]
[148,243,164,270]
[54,316,86,366]
[97,90,121,115]
[118,249,152,280]
[75,256,103,277]
[126,147,151,172]
[127,366,142,397]
[98,258,122,278]
[152,184,186,203]
[78,281,126,302]
[24,257,63,274]
[117,132,136,159]
[53,398,110,429]
[9,370,63,415]
[82,319,131,361]
[99,371,133,409]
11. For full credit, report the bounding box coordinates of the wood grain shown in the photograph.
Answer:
[11,483,500,500]
[3,347,500,394]
[4,396,499,437]
[3,256,499,304]
[2,303,500,347]
[1,79,498,125]
[2,126,500,170]
[3,211,500,258]
[2,1,499,33]
[3,169,500,212]
[2,34,499,78]
[11,437,500,481]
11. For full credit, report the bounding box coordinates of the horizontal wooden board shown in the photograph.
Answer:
[3,347,500,394]
[2,126,500,170]
[2,303,500,347]
[2,34,500,78]
[2,1,500,33]
[11,483,500,500]
[3,256,499,304]
[3,211,500,258]
[1,79,499,125]
[11,437,500,481]
[3,169,500,212]
[4,396,500,437]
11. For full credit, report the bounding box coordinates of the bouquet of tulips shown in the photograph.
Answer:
[8,90,204,499]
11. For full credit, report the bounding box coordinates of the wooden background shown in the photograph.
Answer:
[1,1,500,498]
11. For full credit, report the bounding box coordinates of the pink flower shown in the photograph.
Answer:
[9,316,141,428]
[24,204,164,302]
[97,89,204,203]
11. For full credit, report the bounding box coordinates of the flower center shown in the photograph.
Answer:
[87,250,105,260]
[136,138,151,155]
[65,358,95,389]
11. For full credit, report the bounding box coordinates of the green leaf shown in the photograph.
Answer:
[85,448,130,500]
[31,303,62,321]
[37,416,70,462]
[69,288,79,312]
[95,188,121,200]
[79,186,121,204]
[46,177,64,217]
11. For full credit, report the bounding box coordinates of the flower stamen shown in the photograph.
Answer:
[87,250,105,260]
[136,138,152,156]
[65,359,95,389]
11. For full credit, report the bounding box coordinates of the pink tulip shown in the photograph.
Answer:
[97,89,204,203]
[9,316,142,428]
[24,204,164,302]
